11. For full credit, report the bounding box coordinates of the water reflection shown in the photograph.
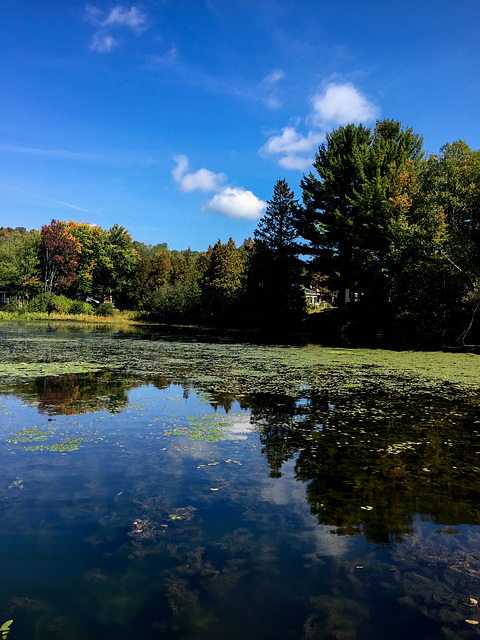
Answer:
[0,371,136,415]
[250,392,480,543]
[2,370,480,544]
[2,330,480,638]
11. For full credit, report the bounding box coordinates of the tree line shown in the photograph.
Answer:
[1,118,479,345]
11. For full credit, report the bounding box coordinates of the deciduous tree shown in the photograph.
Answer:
[41,220,81,293]
[201,238,247,323]
[0,230,42,300]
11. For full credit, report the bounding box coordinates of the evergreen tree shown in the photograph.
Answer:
[299,123,372,306]
[249,179,305,330]
[298,120,454,343]
[254,179,300,256]
[299,121,426,305]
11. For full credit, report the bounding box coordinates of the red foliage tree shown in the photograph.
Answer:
[41,219,81,292]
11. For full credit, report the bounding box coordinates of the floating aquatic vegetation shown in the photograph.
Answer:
[6,426,85,452]
[23,437,86,452]
[0,620,12,640]
[0,361,109,381]
[6,427,54,443]
[182,417,227,442]
[171,413,254,442]
[1,322,480,401]
[168,506,197,521]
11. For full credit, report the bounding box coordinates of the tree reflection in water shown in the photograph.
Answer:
[2,344,480,638]
[249,391,480,544]
[2,369,480,545]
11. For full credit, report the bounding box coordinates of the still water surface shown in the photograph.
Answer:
[1,324,480,639]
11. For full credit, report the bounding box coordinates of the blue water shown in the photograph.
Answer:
[0,372,479,639]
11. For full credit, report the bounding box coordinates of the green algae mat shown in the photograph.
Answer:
[1,322,479,398]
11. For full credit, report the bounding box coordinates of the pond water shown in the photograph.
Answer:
[1,323,480,640]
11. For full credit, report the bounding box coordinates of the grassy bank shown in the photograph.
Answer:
[0,310,143,324]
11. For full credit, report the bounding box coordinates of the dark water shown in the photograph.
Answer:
[1,325,480,639]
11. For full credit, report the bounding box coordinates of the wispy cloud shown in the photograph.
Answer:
[85,4,149,53]
[146,55,287,111]
[101,5,149,34]
[85,3,149,32]
[0,182,92,213]
[0,143,107,162]
[172,155,266,220]
[0,142,161,169]
[260,81,379,170]
[263,69,285,85]
[89,32,120,53]
[261,68,285,110]
[146,46,179,68]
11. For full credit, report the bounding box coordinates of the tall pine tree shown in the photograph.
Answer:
[254,179,300,257]
[248,179,305,330]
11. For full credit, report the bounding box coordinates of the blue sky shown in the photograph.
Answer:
[1,0,479,251]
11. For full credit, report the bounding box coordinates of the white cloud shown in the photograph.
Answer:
[261,127,322,156]
[278,154,313,171]
[180,168,227,193]
[202,187,266,220]
[259,82,380,170]
[171,154,188,182]
[86,4,149,32]
[310,82,379,128]
[172,155,266,220]
[89,31,120,53]
[259,126,323,172]
[172,155,227,193]
[85,4,103,23]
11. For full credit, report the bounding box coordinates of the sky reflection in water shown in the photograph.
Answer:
[1,340,480,639]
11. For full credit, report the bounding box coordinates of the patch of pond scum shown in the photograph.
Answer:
[1,323,480,639]
[1,322,480,399]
